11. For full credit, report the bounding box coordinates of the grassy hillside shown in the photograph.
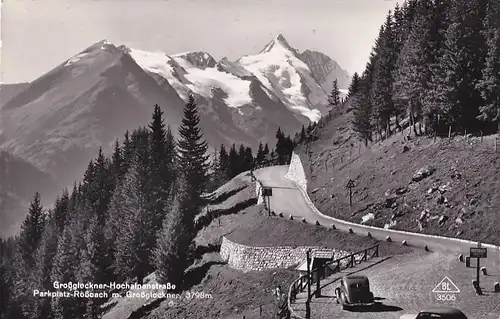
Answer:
[296,101,500,246]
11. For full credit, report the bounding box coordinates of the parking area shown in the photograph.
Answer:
[293,250,500,319]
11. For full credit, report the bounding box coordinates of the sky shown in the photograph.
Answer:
[1,0,401,84]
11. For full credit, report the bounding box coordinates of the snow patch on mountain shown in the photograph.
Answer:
[217,57,254,78]
[129,48,252,108]
[128,48,191,99]
[182,67,252,108]
[64,52,90,67]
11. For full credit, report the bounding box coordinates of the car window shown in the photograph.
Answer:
[350,283,367,289]
[416,313,442,319]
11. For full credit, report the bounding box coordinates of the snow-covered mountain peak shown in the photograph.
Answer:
[171,51,217,69]
[237,34,329,121]
[87,39,116,52]
[260,33,296,55]
[63,40,118,67]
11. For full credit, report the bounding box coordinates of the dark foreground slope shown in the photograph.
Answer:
[296,101,500,246]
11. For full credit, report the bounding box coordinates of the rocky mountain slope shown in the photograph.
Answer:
[0,151,60,238]
[296,101,500,246]
[298,49,350,95]
[0,83,30,107]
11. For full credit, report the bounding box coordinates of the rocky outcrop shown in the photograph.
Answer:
[412,166,436,182]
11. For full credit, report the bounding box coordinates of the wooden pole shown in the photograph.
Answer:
[306,250,311,319]
[476,242,481,290]
[349,187,352,207]
[448,126,452,141]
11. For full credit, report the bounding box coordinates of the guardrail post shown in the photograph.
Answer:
[306,249,311,319]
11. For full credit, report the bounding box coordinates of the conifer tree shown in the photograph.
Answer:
[275,127,288,165]
[477,0,500,132]
[12,193,46,319]
[255,142,265,167]
[149,104,176,232]
[17,193,45,269]
[152,183,189,286]
[429,0,487,133]
[218,144,229,180]
[122,130,134,173]
[352,78,374,146]
[263,143,270,158]
[328,79,341,108]
[53,189,69,234]
[111,139,123,182]
[347,73,361,97]
[238,144,246,170]
[299,125,306,142]
[30,214,58,319]
[244,146,254,171]
[227,144,239,178]
[113,155,155,283]
[92,147,112,226]
[51,206,88,319]
[393,2,433,135]
[165,125,176,183]
[177,95,210,209]
[371,12,397,136]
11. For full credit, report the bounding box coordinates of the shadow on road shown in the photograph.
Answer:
[347,302,403,313]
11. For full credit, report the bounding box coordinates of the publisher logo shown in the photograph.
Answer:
[433,276,459,301]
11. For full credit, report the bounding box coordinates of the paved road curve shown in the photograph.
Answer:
[254,165,500,319]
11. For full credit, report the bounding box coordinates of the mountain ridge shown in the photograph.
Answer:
[0,34,350,237]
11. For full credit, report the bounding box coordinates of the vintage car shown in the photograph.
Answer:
[334,275,374,310]
[399,307,468,319]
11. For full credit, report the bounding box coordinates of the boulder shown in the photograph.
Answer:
[451,171,462,179]
[412,166,436,182]
[385,196,398,208]
[427,186,438,194]
[419,209,430,221]
[436,195,448,204]
[395,187,408,195]
[438,215,448,226]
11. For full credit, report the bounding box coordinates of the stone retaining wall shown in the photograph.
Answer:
[219,236,350,271]
[285,152,307,192]
[255,180,265,205]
